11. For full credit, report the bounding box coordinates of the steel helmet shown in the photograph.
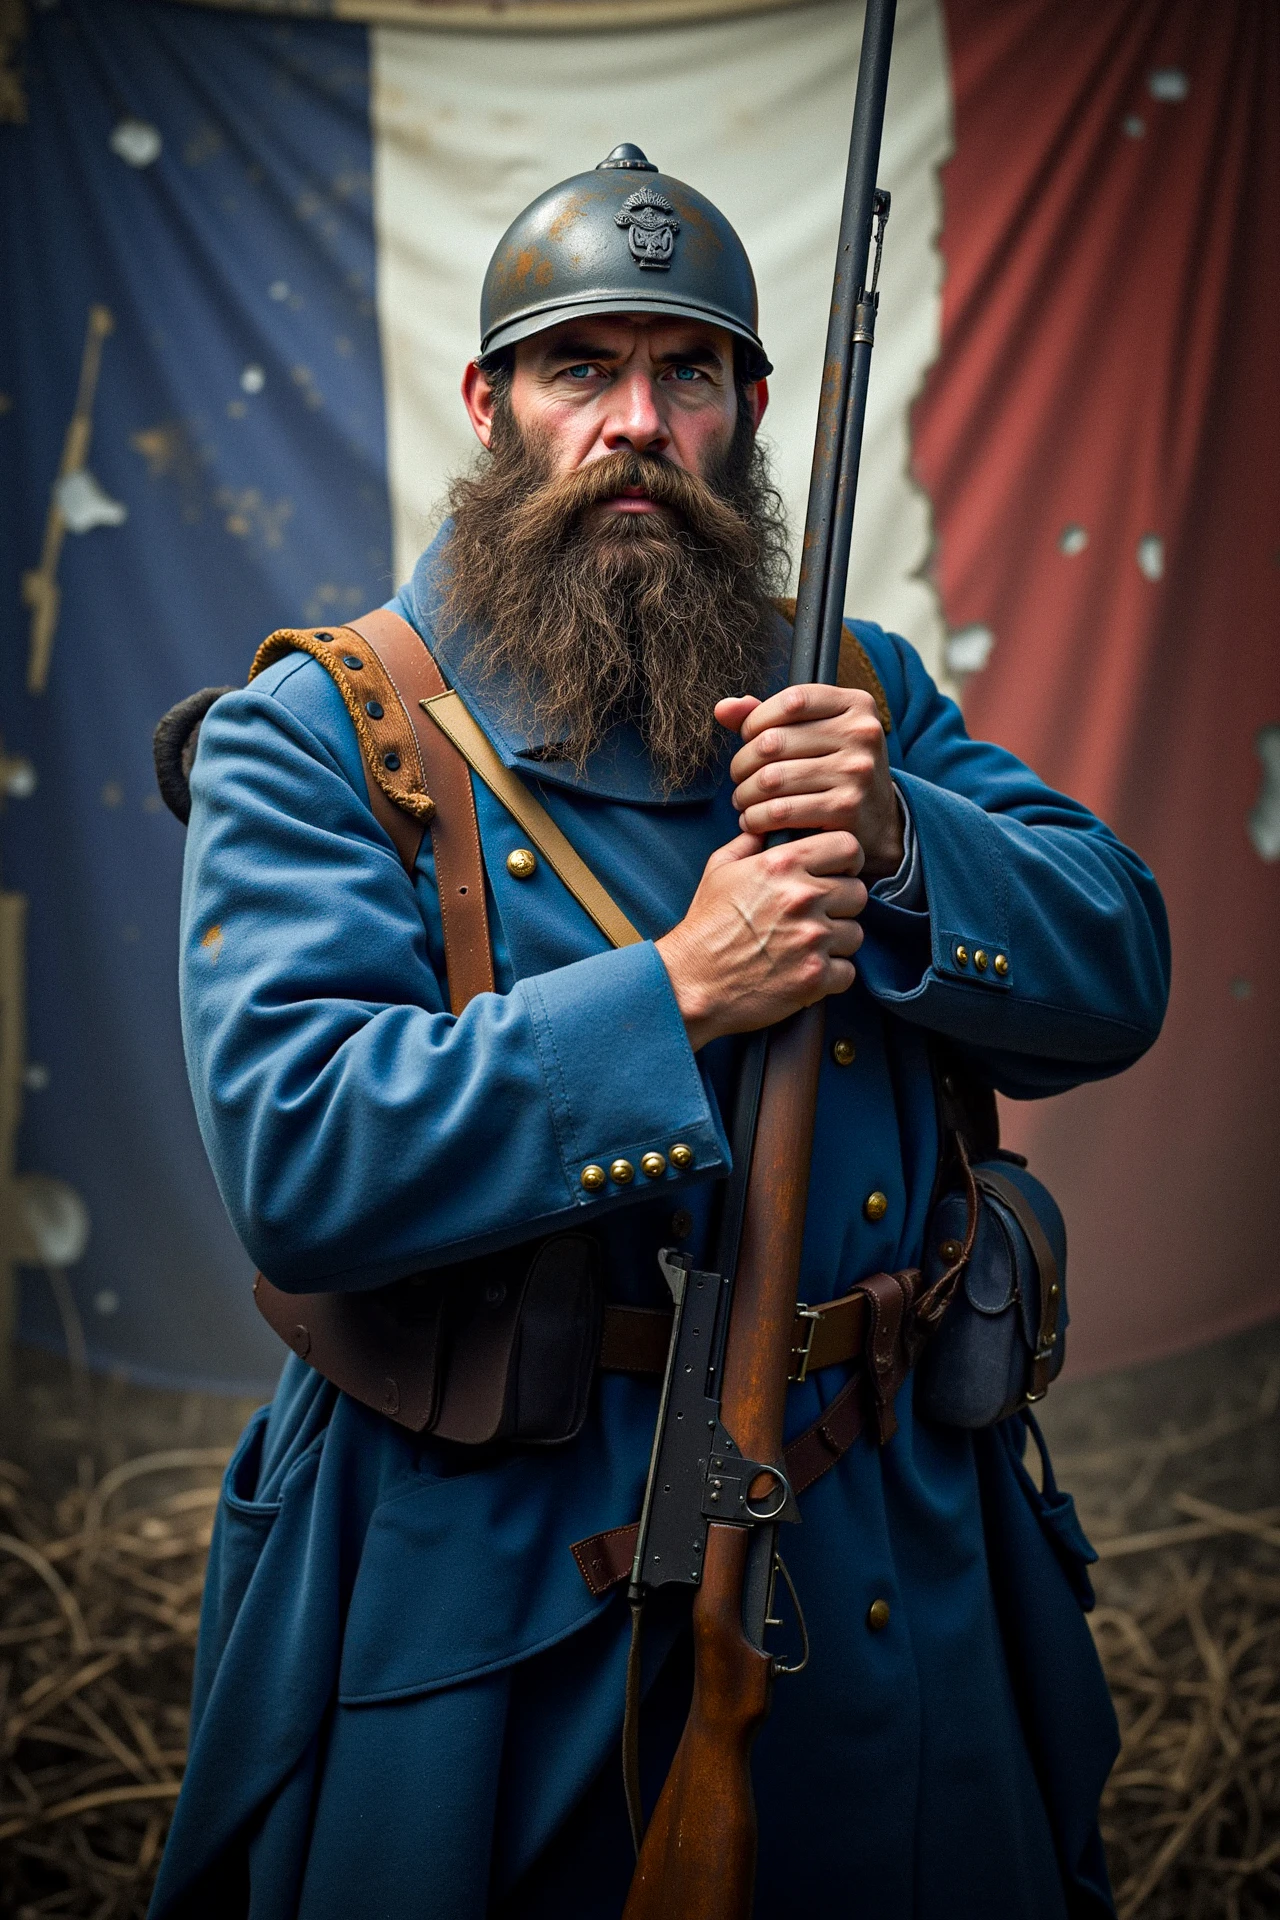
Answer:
[478,144,771,380]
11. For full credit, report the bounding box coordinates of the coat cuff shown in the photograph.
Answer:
[519,940,729,1209]
[856,770,1012,1007]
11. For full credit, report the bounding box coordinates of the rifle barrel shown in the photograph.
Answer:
[790,0,897,691]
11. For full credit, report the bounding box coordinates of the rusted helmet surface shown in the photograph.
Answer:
[478,144,772,380]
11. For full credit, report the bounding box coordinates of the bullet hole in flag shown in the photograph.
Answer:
[110,118,162,168]
[945,625,994,676]
[23,1063,49,1092]
[1230,979,1254,1003]
[1247,724,1280,862]
[1122,115,1146,139]
[269,280,290,302]
[0,751,35,799]
[1136,534,1165,581]
[1059,524,1088,556]
[1148,68,1189,103]
[95,1290,121,1317]
[56,470,128,533]
[240,364,266,394]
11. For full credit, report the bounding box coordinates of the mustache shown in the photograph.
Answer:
[502,447,754,551]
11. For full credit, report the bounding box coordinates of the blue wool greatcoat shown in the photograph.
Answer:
[152,530,1170,1920]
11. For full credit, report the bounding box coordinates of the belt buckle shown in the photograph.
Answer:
[789,1304,820,1384]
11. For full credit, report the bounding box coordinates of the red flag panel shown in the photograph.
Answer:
[914,0,1280,1371]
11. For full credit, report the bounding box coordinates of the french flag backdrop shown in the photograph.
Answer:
[1,0,1275,1391]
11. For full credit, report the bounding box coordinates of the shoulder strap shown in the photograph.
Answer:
[249,611,495,1014]
[423,692,642,951]
[773,598,893,733]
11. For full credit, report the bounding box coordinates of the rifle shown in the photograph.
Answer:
[621,4,899,1913]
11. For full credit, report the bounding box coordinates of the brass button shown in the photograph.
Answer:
[507,847,537,880]
[973,948,988,972]
[610,1159,635,1185]
[669,1143,694,1171]
[640,1151,667,1180]
[938,1238,963,1263]
[670,1208,694,1239]
[580,1164,606,1193]
[994,953,1009,977]
[831,1038,856,1067]
[864,1190,889,1223]
[955,945,969,967]
[867,1597,891,1633]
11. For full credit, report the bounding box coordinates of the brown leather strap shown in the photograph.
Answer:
[855,1270,913,1444]
[974,1164,1063,1400]
[423,691,643,951]
[597,1289,871,1383]
[345,612,495,1014]
[249,613,495,1014]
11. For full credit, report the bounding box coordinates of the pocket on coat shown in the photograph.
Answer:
[337,1438,623,1705]
[204,1407,282,1649]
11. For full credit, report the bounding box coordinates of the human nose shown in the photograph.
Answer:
[600,370,669,456]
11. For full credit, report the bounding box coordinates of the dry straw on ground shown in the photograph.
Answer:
[0,1340,1276,1915]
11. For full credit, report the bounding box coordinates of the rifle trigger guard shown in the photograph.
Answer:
[701,1422,799,1527]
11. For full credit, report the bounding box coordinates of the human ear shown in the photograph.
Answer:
[461,360,496,449]
[747,377,769,430]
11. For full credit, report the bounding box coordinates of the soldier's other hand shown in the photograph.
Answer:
[717,686,904,881]
[655,830,866,1051]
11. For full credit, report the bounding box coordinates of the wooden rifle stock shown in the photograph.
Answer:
[623,3,898,1912]
[623,1009,824,1917]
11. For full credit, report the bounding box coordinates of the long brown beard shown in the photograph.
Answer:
[439,400,789,789]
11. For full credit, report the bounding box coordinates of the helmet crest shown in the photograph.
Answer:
[614,188,680,271]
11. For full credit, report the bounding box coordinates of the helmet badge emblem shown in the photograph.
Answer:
[615,188,680,271]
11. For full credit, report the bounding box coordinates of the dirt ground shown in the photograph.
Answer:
[0,1318,1277,1918]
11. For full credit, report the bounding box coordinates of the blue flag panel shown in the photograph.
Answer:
[1,0,392,1389]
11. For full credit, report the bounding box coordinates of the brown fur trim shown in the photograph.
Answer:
[250,627,436,826]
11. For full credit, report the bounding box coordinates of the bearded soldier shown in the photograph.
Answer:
[152,147,1169,1919]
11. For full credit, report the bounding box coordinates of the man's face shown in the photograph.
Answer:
[462,314,767,516]
[447,312,785,788]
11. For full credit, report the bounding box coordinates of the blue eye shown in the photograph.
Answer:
[673,366,699,381]
[566,364,594,379]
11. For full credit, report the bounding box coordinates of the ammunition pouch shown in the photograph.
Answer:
[254,1233,603,1447]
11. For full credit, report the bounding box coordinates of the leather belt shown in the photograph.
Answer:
[599,1289,868,1385]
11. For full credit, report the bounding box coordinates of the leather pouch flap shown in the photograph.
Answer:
[961,1197,1020,1316]
[254,1273,445,1431]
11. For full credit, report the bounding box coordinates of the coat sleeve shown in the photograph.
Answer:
[850,625,1171,1097]
[180,655,727,1292]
